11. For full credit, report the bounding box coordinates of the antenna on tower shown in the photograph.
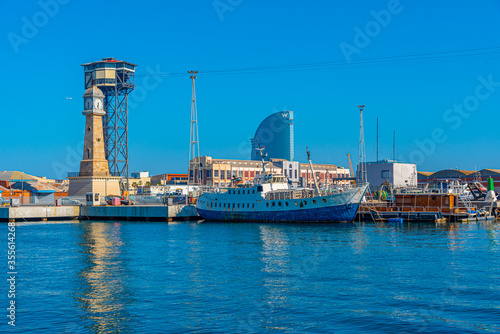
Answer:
[357,105,367,184]
[188,70,200,186]
[376,117,379,162]
[393,130,396,161]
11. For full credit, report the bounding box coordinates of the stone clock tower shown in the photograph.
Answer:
[68,86,121,197]
[80,87,109,176]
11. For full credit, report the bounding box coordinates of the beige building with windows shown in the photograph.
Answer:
[188,156,350,188]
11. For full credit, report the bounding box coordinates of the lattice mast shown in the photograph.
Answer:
[357,105,367,184]
[188,70,200,185]
[81,58,136,183]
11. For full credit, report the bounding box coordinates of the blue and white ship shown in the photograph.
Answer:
[196,147,368,223]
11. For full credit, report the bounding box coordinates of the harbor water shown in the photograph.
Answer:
[2,220,500,333]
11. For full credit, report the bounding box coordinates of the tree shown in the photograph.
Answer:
[146,181,152,186]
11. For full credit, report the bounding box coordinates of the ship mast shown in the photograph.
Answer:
[306,146,320,196]
[254,140,268,173]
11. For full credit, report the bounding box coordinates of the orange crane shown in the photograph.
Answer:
[347,153,355,185]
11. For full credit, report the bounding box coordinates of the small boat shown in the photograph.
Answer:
[195,147,368,223]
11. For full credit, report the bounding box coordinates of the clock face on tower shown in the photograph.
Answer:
[94,99,102,110]
[85,98,92,110]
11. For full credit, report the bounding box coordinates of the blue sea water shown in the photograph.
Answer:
[1,220,500,333]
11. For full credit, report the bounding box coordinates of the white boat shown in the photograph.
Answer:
[196,173,368,223]
[196,146,368,223]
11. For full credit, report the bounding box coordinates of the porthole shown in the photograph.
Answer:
[312,200,317,204]
[278,202,282,206]
[294,201,298,206]
[303,201,307,206]
[272,202,276,207]
[247,203,249,208]
[322,198,327,203]
[266,202,269,207]
[285,202,289,206]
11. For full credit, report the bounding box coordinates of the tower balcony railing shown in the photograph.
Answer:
[68,171,123,177]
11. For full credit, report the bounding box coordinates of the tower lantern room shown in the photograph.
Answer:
[81,57,137,179]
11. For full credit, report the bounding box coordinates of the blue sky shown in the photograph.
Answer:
[1,0,499,179]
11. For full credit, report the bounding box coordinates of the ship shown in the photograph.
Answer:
[195,147,368,223]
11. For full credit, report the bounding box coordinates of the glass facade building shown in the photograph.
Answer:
[250,111,294,161]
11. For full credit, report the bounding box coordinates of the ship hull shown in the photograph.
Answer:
[197,202,360,223]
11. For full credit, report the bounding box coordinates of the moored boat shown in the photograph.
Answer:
[196,146,368,223]
[196,176,368,222]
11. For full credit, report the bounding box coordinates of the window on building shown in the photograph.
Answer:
[284,169,287,176]
[221,170,225,179]
[207,170,211,177]
[239,171,243,177]
[289,170,293,178]
[382,170,390,178]
[214,170,219,177]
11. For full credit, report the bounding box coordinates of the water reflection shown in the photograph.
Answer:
[74,222,135,333]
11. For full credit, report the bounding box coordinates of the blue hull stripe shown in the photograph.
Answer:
[197,203,360,223]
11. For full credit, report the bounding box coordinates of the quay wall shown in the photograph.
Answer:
[0,204,199,222]
[80,204,198,221]
[0,206,80,221]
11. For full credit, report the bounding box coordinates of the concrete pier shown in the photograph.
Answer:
[80,204,199,221]
[0,204,200,222]
[0,206,81,221]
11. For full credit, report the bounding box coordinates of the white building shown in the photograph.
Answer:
[189,156,350,188]
[360,160,417,189]
[131,171,149,178]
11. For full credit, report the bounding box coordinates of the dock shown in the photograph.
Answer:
[0,204,200,222]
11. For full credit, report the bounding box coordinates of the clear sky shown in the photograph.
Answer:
[1,0,499,179]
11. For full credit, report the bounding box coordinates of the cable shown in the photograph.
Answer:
[135,45,500,77]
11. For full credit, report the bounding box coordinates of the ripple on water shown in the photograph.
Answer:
[2,220,499,333]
